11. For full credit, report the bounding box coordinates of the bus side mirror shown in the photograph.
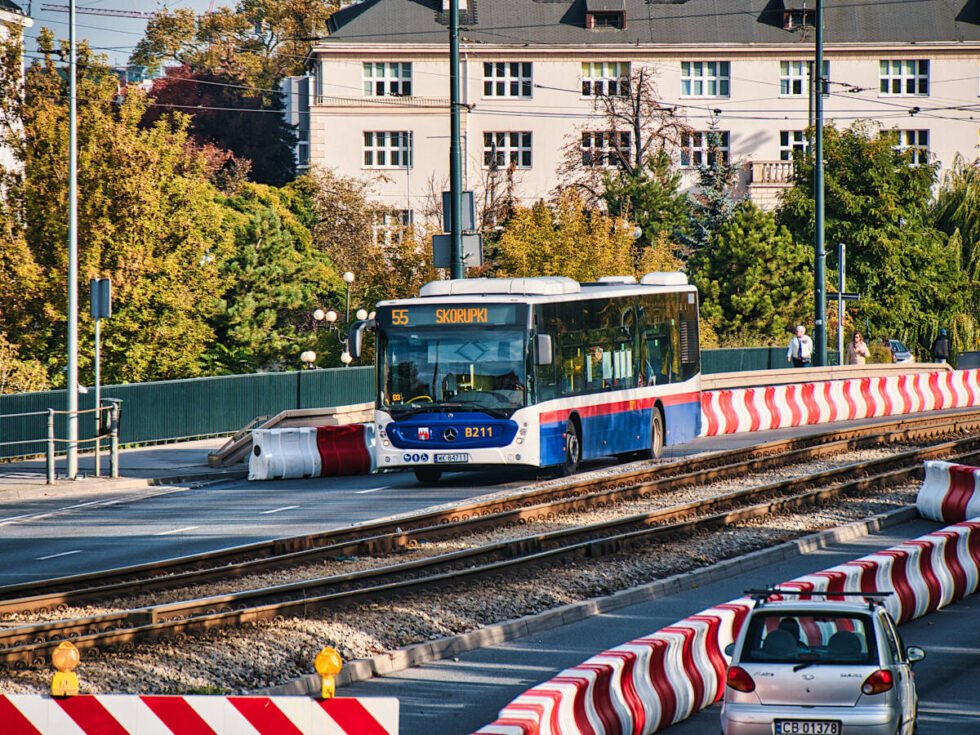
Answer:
[347,319,375,359]
[536,334,553,366]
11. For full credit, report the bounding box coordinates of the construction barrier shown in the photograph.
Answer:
[0,695,398,735]
[474,518,980,734]
[700,368,980,437]
[917,461,980,524]
[248,425,375,481]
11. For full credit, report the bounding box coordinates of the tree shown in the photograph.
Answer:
[130,0,339,89]
[142,68,297,186]
[680,131,741,257]
[0,332,49,394]
[690,201,811,345]
[1,31,233,385]
[494,192,635,281]
[207,182,340,371]
[778,122,976,355]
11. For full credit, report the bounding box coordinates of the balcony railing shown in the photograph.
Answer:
[313,95,450,108]
[749,160,795,186]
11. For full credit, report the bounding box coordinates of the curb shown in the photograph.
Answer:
[259,505,920,697]
[0,470,247,503]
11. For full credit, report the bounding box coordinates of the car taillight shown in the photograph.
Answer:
[726,666,756,693]
[861,669,894,695]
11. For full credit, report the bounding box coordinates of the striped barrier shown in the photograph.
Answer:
[475,520,980,735]
[917,461,980,524]
[249,425,375,481]
[0,695,398,734]
[700,368,980,437]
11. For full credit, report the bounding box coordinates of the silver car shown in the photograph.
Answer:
[721,592,925,735]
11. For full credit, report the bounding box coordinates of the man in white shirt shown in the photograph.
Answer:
[787,325,813,367]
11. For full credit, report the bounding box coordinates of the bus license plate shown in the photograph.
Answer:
[774,720,840,735]
[435,453,469,464]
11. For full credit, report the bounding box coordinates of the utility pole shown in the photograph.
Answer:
[448,0,464,279]
[67,0,79,478]
[813,0,827,367]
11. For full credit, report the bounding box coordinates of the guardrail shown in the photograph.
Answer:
[0,401,121,483]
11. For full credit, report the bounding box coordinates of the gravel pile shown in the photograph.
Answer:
[0,447,921,695]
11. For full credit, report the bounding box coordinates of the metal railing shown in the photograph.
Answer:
[0,401,121,484]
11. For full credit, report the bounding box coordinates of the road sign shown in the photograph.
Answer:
[441,190,475,232]
[433,233,482,268]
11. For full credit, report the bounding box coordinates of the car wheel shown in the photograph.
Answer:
[562,419,581,476]
[414,467,442,483]
[648,409,664,460]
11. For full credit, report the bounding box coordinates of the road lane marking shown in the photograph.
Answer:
[155,526,198,536]
[260,506,299,514]
[36,549,82,560]
[355,486,390,494]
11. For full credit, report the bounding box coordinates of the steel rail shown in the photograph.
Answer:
[3,410,979,616]
[1,432,979,667]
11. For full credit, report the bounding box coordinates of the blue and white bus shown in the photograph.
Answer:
[358,273,701,482]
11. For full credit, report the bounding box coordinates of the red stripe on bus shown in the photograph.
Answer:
[538,391,699,425]
[228,698,303,735]
[141,696,219,735]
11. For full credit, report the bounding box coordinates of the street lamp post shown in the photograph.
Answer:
[342,271,355,331]
[297,350,316,408]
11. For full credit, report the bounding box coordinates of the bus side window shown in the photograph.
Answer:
[562,346,584,395]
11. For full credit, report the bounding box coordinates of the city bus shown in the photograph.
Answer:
[353,273,701,482]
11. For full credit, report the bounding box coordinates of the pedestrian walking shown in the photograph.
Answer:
[787,325,813,368]
[931,328,949,363]
[845,332,870,365]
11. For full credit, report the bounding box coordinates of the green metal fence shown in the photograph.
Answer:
[3,348,847,460]
[0,367,374,460]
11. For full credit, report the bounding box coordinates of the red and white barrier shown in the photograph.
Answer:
[249,425,375,481]
[917,461,980,524]
[0,695,398,735]
[700,369,980,437]
[475,520,980,735]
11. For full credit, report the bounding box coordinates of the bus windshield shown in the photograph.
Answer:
[379,327,527,419]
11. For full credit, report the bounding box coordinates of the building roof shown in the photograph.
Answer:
[0,0,25,15]
[324,0,980,47]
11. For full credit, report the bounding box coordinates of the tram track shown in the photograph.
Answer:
[0,412,978,668]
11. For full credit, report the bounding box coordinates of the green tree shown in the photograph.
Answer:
[1,31,232,385]
[778,121,975,355]
[495,192,635,281]
[690,201,811,345]
[681,131,741,257]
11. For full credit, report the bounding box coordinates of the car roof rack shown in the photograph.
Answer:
[745,588,892,609]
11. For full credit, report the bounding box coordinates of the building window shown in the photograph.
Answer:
[483,62,532,98]
[879,60,928,96]
[483,131,532,168]
[363,62,412,97]
[581,61,630,97]
[581,131,632,168]
[363,131,413,168]
[372,210,414,244]
[894,129,929,164]
[587,11,625,29]
[779,130,808,160]
[680,131,730,167]
[681,61,730,98]
[779,60,829,96]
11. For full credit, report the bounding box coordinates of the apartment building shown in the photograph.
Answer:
[303,0,980,220]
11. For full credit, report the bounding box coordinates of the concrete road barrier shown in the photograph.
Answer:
[249,425,375,481]
[917,461,980,523]
[0,695,398,734]
[475,519,980,734]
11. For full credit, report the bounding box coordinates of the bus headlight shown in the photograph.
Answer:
[383,440,390,447]
[516,438,524,445]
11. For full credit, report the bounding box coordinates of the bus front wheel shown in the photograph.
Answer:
[414,467,442,483]
[563,420,582,475]
[648,410,664,460]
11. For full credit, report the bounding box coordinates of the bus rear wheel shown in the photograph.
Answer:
[562,420,582,476]
[648,410,664,460]
[414,467,442,483]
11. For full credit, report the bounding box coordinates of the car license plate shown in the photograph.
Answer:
[435,453,469,463]
[774,720,841,735]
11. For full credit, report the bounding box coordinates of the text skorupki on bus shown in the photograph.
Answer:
[349,273,701,483]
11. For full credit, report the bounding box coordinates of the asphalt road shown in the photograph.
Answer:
[336,517,980,734]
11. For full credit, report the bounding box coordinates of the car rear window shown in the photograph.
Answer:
[740,613,877,665]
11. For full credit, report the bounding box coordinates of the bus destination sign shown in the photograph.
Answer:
[378,304,524,328]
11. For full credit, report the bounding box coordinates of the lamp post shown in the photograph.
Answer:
[297,350,316,409]
[342,271,355,330]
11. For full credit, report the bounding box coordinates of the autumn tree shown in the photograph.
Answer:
[1,31,232,385]
[494,192,635,281]
[142,68,296,186]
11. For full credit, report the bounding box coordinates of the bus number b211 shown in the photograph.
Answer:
[464,427,493,438]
